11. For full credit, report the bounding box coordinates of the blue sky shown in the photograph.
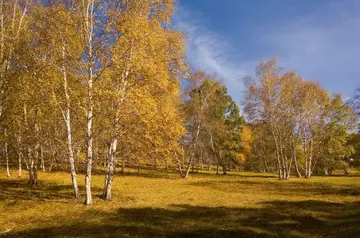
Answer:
[173,0,360,103]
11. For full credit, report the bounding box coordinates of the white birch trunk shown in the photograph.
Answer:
[17,132,23,176]
[293,147,301,178]
[84,0,95,205]
[18,144,22,177]
[308,139,313,178]
[272,130,282,179]
[184,123,201,178]
[102,137,117,200]
[28,107,39,186]
[40,145,45,172]
[61,44,80,199]
[85,70,94,205]
[4,128,10,177]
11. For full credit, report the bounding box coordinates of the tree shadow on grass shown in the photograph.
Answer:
[0,178,102,202]
[5,200,360,238]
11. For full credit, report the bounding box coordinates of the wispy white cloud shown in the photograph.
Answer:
[173,0,360,101]
[258,0,360,97]
[172,6,254,103]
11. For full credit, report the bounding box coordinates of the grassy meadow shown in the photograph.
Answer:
[1,169,360,237]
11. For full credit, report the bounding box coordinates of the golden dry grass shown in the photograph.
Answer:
[0,169,360,237]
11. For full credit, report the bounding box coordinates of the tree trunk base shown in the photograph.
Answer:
[101,191,112,201]
[28,169,39,186]
[85,174,92,205]
[28,179,39,186]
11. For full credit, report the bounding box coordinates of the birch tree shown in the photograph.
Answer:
[299,93,356,177]
[32,2,83,198]
[98,0,184,199]
[244,59,309,179]
[182,72,217,178]
[244,59,293,179]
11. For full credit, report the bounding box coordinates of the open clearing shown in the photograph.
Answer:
[1,170,360,237]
